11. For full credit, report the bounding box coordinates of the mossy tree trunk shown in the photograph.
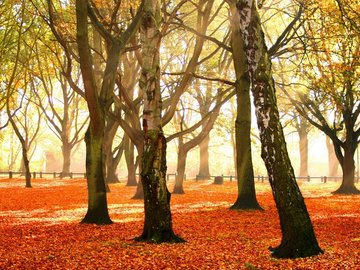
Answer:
[135,0,183,243]
[229,1,262,210]
[82,127,112,224]
[231,0,323,258]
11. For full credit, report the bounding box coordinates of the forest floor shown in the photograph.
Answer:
[0,178,359,269]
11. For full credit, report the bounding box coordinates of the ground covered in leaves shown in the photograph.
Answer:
[0,178,359,269]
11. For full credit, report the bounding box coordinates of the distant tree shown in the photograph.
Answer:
[32,51,88,177]
[326,136,340,177]
[287,1,360,194]
[4,0,42,187]
[231,0,323,258]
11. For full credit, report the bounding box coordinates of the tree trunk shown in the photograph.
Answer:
[137,131,183,242]
[333,142,359,194]
[229,1,262,210]
[76,0,117,224]
[22,147,32,188]
[61,141,71,177]
[81,127,112,224]
[298,117,309,177]
[132,144,144,199]
[8,112,31,187]
[233,0,322,258]
[104,118,120,184]
[135,0,183,243]
[326,136,339,177]
[125,136,138,186]
[173,138,186,194]
[198,134,210,178]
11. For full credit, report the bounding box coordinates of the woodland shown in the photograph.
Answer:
[0,0,359,268]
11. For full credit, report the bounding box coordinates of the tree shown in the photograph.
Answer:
[231,0,323,258]
[75,0,142,224]
[287,0,360,194]
[4,0,42,187]
[228,0,262,210]
[32,50,88,177]
[135,0,183,243]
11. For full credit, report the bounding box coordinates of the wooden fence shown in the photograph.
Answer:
[0,171,359,184]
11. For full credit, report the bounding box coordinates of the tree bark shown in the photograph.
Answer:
[229,1,262,210]
[232,0,322,258]
[135,0,183,243]
[82,127,112,224]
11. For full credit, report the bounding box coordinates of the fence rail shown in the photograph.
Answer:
[0,171,359,184]
[197,174,359,184]
[0,171,86,179]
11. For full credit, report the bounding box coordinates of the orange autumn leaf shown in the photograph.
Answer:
[0,178,359,269]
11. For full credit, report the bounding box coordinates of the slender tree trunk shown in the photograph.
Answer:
[298,118,309,177]
[22,147,32,188]
[125,136,138,186]
[104,119,120,184]
[229,1,261,210]
[198,134,210,178]
[132,144,144,199]
[326,136,339,177]
[135,0,183,243]
[173,137,186,194]
[232,0,322,258]
[8,112,31,187]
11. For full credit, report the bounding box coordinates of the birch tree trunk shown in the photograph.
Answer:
[231,0,322,257]
[136,0,183,243]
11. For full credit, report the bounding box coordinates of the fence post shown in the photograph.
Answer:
[9,171,13,179]
[324,176,327,183]
[40,171,43,178]
[307,176,310,182]
[230,175,232,182]
[70,172,73,179]
[261,176,264,183]
[53,172,56,178]
[258,175,260,182]
[33,172,36,179]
